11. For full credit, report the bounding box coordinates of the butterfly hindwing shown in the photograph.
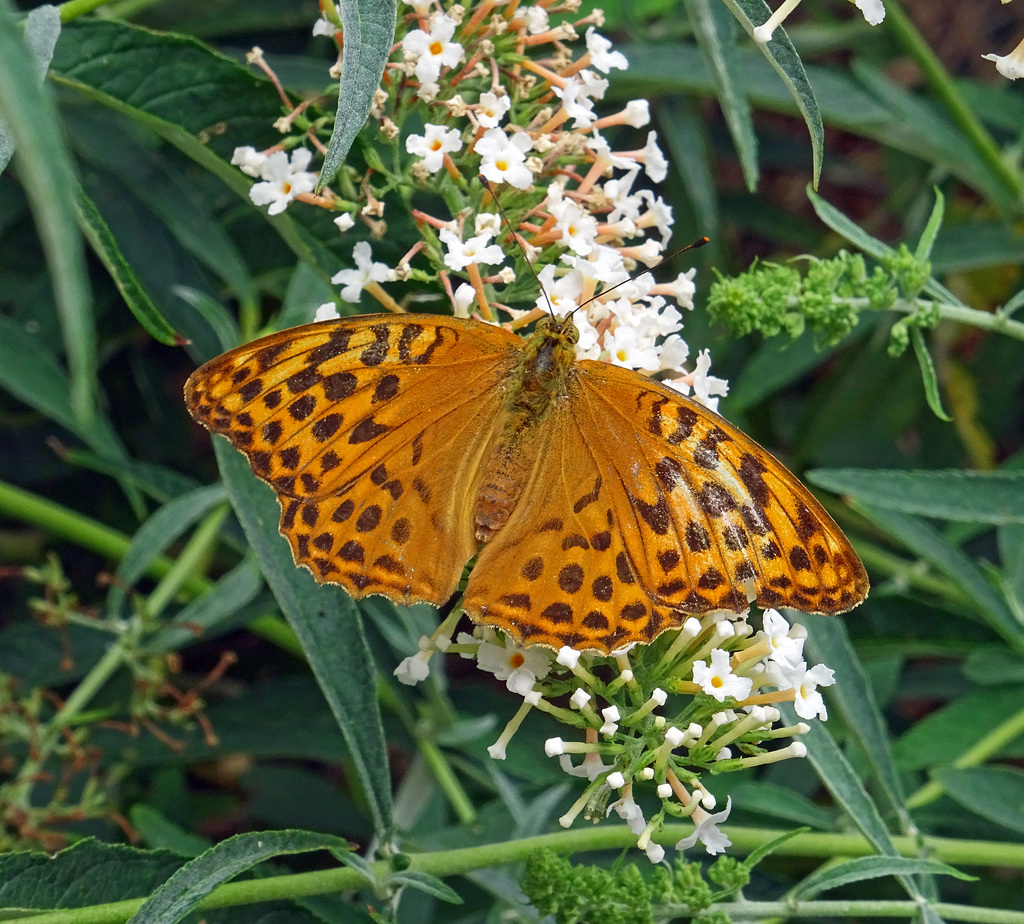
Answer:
[464,360,867,652]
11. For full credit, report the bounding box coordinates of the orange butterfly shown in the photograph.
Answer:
[185,313,868,652]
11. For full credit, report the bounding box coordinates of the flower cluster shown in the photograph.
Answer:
[398,606,834,861]
[233,1,726,407]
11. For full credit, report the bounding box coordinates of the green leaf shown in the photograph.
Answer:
[789,856,974,900]
[0,840,187,910]
[684,0,758,191]
[720,0,822,186]
[910,327,953,422]
[128,830,352,924]
[915,187,945,262]
[318,0,398,190]
[106,484,228,618]
[144,554,264,654]
[728,782,834,829]
[807,469,1024,524]
[215,439,394,840]
[75,184,180,346]
[799,612,909,825]
[855,504,1022,652]
[963,647,1024,686]
[97,676,349,766]
[852,60,1016,210]
[50,20,338,291]
[935,766,1024,835]
[893,685,1024,772]
[780,706,924,902]
[0,0,95,429]
[998,523,1024,616]
[0,315,142,513]
[658,98,721,244]
[386,870,463,904]
[0,4,60,171]
[130,805,211,858]
[58,448,202,505]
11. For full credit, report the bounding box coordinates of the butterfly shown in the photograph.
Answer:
[184,312,868,653]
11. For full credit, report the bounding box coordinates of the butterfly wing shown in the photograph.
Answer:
[465,360,867,652]
[186,314,522,605]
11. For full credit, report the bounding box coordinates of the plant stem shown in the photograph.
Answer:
[906,705,1024,809]
[883,0,1024,208]
[9,631,133,810]
[0,479,304,658]
[3,826,1023,924]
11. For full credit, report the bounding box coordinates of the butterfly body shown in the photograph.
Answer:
[475,314,578,541]
[185,313,867,653]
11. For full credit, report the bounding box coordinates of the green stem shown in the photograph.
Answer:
[146,505,229,618]
[883,0,1024,208]
[0,479,304,658]
[853,542,975,609]
[893,299,1024,343]
[0,480,208,598]
[2,826,1021,924]
[906,705,1024,809]
[9,630,134,810]
[57,0,116,20]
[708,900,1024,922]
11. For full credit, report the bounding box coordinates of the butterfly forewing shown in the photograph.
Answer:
[464,358,868,652]
[185,315,522,605]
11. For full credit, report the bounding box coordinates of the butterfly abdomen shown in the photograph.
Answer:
[473,318,578,542]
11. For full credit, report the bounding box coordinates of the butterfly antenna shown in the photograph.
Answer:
[573,236,710,317]
[480,176,557,319]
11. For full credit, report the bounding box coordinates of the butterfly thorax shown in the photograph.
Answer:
[474,315,580,542]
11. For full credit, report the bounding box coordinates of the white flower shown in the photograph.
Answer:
[331,241,390,302]
[231,145,268,178]
[523,6,549,34]
[477,91,511,128]
[394,653,430,685]
[439,228,506,271]
[474,212,502,237]
[312,14,335,37]
[474,128,534,189]
[768,660,836,720]
[853,0,885,26]
[558,752,613,780]
[552,74,601,128]
[983,36,1024,79]
[640,131,668,182]
[603,323,660,371]
[333,213,355,232]
[248,149,318,215]
[608,789,647,836]
[402,14,463,86]
[623,99,650,128]
[314,302,340,322]
[691,349,729,412]
[406,123,463,172]
[603,169,642,223]
[476,633,553,696]
[550,198,598,256]
[758,609,806,669]
[585,27,628,72]
[645,842,665,863]
[675,796,733,855]
[692,649,753,703]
